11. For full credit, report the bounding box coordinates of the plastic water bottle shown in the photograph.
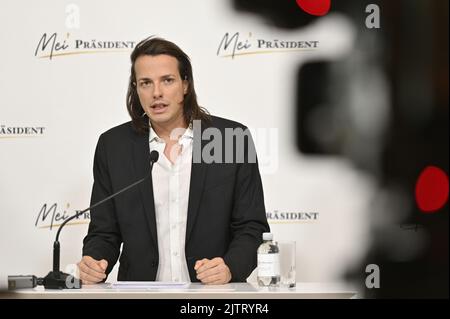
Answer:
[257,232,280,287]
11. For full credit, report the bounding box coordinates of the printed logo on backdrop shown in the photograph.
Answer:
[217,3,380,58]
[217,32,320,59]
[0,125,46,138]
[35,203,90,230]
[266,210,319,223]
[34,32,136,60]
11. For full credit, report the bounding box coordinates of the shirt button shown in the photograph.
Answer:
[174,277,179,282]
[173,251,179,257]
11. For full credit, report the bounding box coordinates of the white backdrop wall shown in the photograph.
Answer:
[0,0,374,286]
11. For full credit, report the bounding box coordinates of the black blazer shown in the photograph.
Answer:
[82,116,269,282]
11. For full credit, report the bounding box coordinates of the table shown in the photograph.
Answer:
[3,282,357,299]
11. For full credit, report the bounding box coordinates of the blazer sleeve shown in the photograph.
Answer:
[82,133,122,275]
[223,131,270,281]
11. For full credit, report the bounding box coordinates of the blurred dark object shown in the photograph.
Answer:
[364,0,449,298]
[232,0,317,28]
[232,0,365,29]
[233,0,448,298]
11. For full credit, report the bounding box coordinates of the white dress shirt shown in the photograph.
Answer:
[149,125,193,282]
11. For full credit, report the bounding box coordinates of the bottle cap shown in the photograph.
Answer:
[262,232,273,240]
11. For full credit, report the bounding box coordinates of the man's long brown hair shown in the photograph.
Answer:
[126,36,210,134]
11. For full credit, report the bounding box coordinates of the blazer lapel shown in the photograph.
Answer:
[185,122,208,243]
[185,161,207,244]
[132,132,158,246]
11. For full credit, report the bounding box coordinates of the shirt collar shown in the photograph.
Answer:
[149,122,193,144]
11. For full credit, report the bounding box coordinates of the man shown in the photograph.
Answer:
[79,37,269,285]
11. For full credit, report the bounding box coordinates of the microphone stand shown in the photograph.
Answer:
[43,152,158,289]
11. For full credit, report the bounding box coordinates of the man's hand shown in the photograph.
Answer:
[194,257,232,285]
[77,256,108,285]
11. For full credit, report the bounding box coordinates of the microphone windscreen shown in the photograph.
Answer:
[150,150,159,163]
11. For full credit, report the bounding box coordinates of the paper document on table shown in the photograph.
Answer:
[110,281,190,289]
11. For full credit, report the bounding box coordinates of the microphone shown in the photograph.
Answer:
[42,150,159,289]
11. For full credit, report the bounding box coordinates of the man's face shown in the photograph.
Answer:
[134,54,188,128]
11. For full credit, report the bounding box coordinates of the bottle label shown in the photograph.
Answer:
[257,253,280,276]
